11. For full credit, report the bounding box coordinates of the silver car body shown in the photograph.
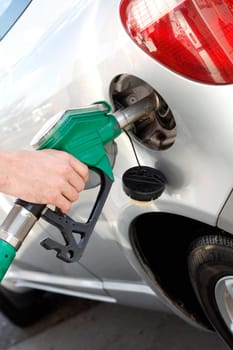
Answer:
[1,0,233,330]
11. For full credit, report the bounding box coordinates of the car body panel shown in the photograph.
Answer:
[1,0,233,330]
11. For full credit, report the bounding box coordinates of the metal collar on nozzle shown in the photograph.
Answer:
[113,94,158,129]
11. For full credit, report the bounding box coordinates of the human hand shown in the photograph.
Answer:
[0,149,89,213]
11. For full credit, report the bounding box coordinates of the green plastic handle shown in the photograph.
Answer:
[0,240,16,282]
[36,102,121,180]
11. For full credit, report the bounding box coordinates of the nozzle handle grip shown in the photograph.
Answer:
[0,240,16,281]
[41,169,113,262]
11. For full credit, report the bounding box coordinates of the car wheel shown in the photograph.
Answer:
[188,234,233,349]
[0,286,58,327]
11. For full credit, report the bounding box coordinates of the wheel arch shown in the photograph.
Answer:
[129,212,222,330]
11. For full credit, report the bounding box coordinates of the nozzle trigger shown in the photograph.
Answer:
[40,169,113,262]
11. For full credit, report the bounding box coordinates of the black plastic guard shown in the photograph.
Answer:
[40,170,113,262]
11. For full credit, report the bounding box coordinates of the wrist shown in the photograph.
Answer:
[0,150,14,190]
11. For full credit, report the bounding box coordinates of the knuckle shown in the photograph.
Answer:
[63,152,72,161]
[70,158,89,180]
[57,150,70,160]
[57,177,67,190]
[61,163,71,177]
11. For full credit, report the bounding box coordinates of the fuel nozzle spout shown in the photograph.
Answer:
[113,94,158,129]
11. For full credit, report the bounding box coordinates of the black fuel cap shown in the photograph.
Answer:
[122,166,166,202]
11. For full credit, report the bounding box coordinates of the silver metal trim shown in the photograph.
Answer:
[30,110,66,148]
[0,205,37,249]
[5,270,116,303]
[215,276,233,333]
[104,281,155,295]
[113,95,158,129]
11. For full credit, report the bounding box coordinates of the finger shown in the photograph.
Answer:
[69,157,89,181]
[62,183,79,203]
[55,195,72,213]
[42,149,89,182]
[67,171,86,192]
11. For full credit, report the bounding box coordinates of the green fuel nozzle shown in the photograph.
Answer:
[0,95,157,281]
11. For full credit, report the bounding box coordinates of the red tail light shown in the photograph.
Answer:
[120,0,233,84]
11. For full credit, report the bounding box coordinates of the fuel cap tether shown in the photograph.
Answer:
[122,166,166,202]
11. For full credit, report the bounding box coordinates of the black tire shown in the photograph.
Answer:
[188,234,233,349]
[0,286,60,327]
